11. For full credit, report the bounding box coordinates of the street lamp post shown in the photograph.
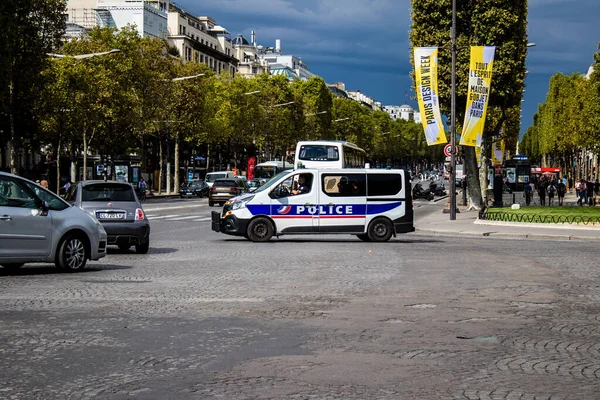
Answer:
[449,0,458,220]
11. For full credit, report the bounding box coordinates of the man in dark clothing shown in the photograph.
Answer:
[538,181,546,206]
[556,179,566,206]
[588,179,595,206]
[524,182,533,206]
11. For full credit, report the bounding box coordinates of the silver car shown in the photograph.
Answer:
[65,181,150,254]
[0,172,107,272]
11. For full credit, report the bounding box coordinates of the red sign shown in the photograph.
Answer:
[443,144,453,157]
[247,157,256,181]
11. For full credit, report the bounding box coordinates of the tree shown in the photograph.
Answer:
[0,0,66,174]
[410,0,528,208]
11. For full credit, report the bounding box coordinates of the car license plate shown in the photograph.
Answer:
[97,212,125,220]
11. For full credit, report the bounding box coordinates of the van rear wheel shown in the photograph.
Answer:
[368,218,393,242]
[246,217,274,242]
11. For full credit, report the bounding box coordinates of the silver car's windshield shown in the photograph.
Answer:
[252,171,290,194]
[82,183,136,202]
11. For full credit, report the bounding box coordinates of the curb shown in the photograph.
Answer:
[474,219,600,231]
[414,228,600,241]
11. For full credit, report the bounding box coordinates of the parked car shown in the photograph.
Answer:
[179,180,209,198]
[0,172,107,271]
[65,181,150,253]
[209,178,248,207]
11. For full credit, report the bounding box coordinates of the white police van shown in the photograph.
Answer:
[211,168,414,242]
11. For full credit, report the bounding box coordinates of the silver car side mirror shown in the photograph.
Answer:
[40,200,50,216]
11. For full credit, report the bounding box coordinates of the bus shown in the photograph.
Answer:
[254,161,293,180]
[294,141,366,169]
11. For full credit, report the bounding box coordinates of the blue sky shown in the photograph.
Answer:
[175,0,599,138]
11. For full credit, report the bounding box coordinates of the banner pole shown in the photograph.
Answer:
[450,0,457,220]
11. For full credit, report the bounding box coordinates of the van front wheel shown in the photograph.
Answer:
[247,218,274,242]
[368,218,393,242]
[356,234,372,242]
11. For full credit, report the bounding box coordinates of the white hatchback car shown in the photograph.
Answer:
[0,172,107,272]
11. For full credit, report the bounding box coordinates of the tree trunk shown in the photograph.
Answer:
[174,135,180,191]
[83,126,87,182]
[463,146,483,210]
[158,139,163,195]
[56,137,61,194]
[8,80,17,175]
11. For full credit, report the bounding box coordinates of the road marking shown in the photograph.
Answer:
[192,217,211,222]
[147,214,181,220]
[143,204,204,212]
[169,215,202,221]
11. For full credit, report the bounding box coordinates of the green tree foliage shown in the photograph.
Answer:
[410,0,528,207]
[0,0,66,173]
[519,44,600,183]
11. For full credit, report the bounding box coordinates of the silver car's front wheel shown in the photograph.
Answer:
[56,234,88,272]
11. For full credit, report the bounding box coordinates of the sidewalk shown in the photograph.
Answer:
[416,192,600,241]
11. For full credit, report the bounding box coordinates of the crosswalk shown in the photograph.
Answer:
[145,214,212,222]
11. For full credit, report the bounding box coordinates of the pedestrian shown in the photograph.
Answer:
[587,178,595,206]
[556,179,566,206]
[538,181,546,206]
[524,182,533,206]
[578,179,587,206]
[575,179,581,199]
[546,182,556,206]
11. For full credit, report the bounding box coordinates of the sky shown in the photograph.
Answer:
[175,0,600,139]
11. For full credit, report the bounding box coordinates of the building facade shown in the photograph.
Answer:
[382,104,421,123]
[167,5,237,74]
[65,0,169,39]
[258,39,314,80]
[231,33,270,78]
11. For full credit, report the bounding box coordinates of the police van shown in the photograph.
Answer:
[211,168,414,242]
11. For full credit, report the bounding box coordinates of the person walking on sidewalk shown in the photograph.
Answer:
[538,181,547,206]
[556,179,566,206]
[524,182,533,205]
[547,182,556,206]
[578,179,587,206]
[587,178,595,206]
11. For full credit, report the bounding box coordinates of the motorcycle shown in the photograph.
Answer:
[429,181,447,197]
[412,182,434,201]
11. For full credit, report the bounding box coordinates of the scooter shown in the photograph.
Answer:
[412,182,434,201]
[429,181,447,197]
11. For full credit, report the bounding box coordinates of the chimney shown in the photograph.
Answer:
[251,30,256,47]
[275,39,281,54]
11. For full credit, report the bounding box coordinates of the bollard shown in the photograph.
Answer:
[513,192,516,204]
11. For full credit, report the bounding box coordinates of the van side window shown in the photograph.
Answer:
[367,174,402,196]
[321,174,366,197]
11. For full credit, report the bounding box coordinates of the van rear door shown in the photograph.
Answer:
[318,171,367,233]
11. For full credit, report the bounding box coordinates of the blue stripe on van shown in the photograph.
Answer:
[246,202,402,217]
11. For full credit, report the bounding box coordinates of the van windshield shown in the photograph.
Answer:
[206,173,226,182]
[252,171,290,194]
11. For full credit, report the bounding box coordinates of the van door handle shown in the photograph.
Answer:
[0,215,12,221]
[303,203,314,207]
[326,203,335,207]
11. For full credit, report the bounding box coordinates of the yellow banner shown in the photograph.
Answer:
[460,46,496,147]
[414,47,447,146]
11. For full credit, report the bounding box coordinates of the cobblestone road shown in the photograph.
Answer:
[1,212,600,399]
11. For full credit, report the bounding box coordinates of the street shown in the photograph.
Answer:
[1,197,599,399]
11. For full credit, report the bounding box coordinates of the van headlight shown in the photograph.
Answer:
[231,195,254,210]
